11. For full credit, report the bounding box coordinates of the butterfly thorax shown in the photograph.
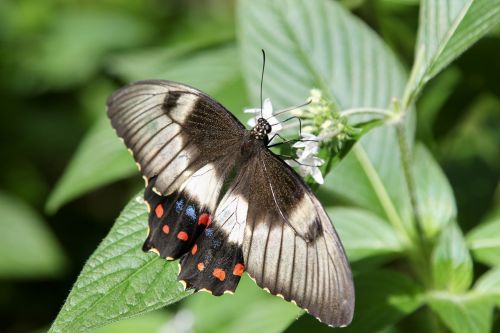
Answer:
[250,117,271,142]
[240,118,272,159]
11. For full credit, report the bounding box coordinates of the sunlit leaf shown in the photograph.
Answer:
[238,0,414,240]
[49,193,190,333]
[326,207,404,263]
[413,144,456,238]
[431,222,473,293]
[408,0,500,101]
[427,292,494,333]
[89,310,170,333]
[0,191,65,278]
[474,267,500,307]
[466,207,500,266]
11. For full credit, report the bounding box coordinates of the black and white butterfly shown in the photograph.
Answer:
[107,80,354,327]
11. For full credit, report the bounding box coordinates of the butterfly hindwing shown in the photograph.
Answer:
[238,149,355,327]
[179,184,248,295]
[143,176,210,259]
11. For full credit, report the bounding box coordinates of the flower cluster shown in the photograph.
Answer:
[244,89,356,184]
[293,89,350,143]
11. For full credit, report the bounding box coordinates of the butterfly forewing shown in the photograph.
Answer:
[107,80,245,196]
[107,80,354,327]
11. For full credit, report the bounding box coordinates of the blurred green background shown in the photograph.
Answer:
[0,0,498,332]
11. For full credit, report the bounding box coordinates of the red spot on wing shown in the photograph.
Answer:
[197,262,205,271]
[162,224,170,234]
[155,204,164,218]
[177,231,188,241]
[233,263,245,276]
[198,213,212,226]
[191,244,198,255]
[213,268,226,281]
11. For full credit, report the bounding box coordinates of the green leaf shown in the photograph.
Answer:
[427,292,494,333]
[26,9,151,89]
[431,222,473,292]
[407,0,500,102]
[474,267,500,307]
[186,275,301,333]
[0,191,65,278]
[466,207,500,266]
[342,270,423,333]
[89,310,170,333]
[238,0,414,239]
[413,144,457,238]
[326,207,404,263]
[46,116,137,213]
[239,0,407,110]
[109,43,239,94]
[49,193,190,333]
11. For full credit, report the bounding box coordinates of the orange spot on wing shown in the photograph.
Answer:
[233,263,245,276]
[198,213,212,226]
[191,244,198,255]
[177,231,188,241]
[197,262,205,271]
[162,224,170,234]
[213,268,226,281]
[155,204,164,218]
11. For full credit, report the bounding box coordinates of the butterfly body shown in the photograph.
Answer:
[107,80,354,327]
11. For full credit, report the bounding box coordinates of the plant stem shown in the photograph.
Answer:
[353,145,411,244]
[393,99,432,286]
[395,122,425,238]
[401,45,426,112]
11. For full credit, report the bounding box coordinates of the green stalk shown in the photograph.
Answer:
[392,98,432,287]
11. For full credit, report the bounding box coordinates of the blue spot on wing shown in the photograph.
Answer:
[205,228,214,237]
[185,205,197,221]
[211,238,222,249]
[175,199,184,213]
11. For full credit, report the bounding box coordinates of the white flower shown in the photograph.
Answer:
[244,98,282,137]
[292,132,320,155]
[309,89,323,104]
[286,133,325,184]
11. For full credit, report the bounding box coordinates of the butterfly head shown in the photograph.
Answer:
[250,117,272,142]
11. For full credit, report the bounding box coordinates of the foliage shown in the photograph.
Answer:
[1,0,499,332]
[0,192,66,278]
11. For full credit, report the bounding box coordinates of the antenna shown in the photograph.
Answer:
[260,49,266,119]
[266,100,312,120]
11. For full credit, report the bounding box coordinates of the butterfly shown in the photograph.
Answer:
[107,80,354,327]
